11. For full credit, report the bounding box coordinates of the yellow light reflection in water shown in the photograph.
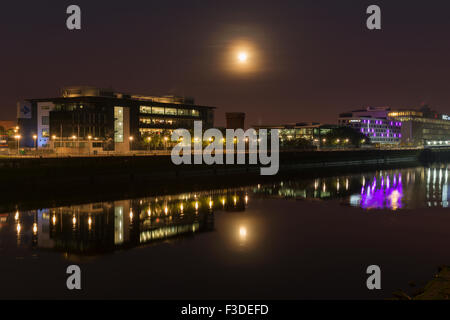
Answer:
[390,190,401,211]
[239,226,247,241]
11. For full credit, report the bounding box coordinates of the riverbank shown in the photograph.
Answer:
[0,148,448,211]
[415,267,450,300]
[393,266,450,300]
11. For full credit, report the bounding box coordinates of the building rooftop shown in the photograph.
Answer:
[26,86,216,109]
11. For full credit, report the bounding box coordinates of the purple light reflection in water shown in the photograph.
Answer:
[359,177,403,210]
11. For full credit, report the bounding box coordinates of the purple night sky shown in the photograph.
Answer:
[1,0,450,126]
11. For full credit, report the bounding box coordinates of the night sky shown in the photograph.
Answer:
[1,0,450,126]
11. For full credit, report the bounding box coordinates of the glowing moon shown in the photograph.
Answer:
[238,52,248,63]
[221,39,262,75]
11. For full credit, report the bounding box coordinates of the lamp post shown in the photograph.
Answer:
[33,135,37,152]
[88,135,92,156]
[72,135,77,155]
[129,136,134,153]
[14,135,21,155]
[51,135,57,154]
[146,137,151,153]
[164,136,169,151]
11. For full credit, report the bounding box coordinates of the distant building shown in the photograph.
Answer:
[339,105,450,146]
[339,115,402,145]
[388,106,450,147]
[339,106,391,119]
[0,121,16,131]
[226,112,245,129]
[18,86,215,151]
[253,122,337,146]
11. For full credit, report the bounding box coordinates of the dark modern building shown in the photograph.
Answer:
[18,86,215,151]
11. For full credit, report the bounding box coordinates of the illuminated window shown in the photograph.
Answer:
[140,106,152,114]
[152,107,165,115]
[178,109,190,116]
[165,108,177,115]
[114,106,124,143]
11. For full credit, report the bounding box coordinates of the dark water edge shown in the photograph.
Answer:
[0,160,425,213]
[4,148,449,212]
[0,161,448,299]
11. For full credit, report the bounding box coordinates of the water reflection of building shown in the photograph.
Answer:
[353,171,404,210]
[0,188,250,256]
[425,167,449,208]
[250,166,449,211]
[252,176,357,200]
[349,166,449,210]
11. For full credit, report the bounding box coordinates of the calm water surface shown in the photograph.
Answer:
[0,164,449,299]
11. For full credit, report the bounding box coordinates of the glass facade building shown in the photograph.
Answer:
[339,105,450,147]
[387,108,450,147]
[18,86,215,150]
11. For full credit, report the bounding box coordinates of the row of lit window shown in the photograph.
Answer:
[140,106,200,117]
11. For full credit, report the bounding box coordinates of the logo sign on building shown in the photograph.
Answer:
[442,115,449,121]
[17,101,32,119]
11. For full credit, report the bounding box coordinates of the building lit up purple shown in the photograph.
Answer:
[339,107,402,145]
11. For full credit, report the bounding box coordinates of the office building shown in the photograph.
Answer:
[253,122,337,145]
[339,116,402,145]
[387,106,450,147]
[340,105,450,147]
[17,86,215,151]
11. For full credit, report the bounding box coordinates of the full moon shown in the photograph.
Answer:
[238,52,248,63]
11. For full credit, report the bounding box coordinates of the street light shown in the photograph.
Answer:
[33,134,37,151]
[72,136,78,154]
[164,136,169,151]
[88,136,92,155]
[129,136,134,152]
[146,136,152,152]
[14,135,21,155]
